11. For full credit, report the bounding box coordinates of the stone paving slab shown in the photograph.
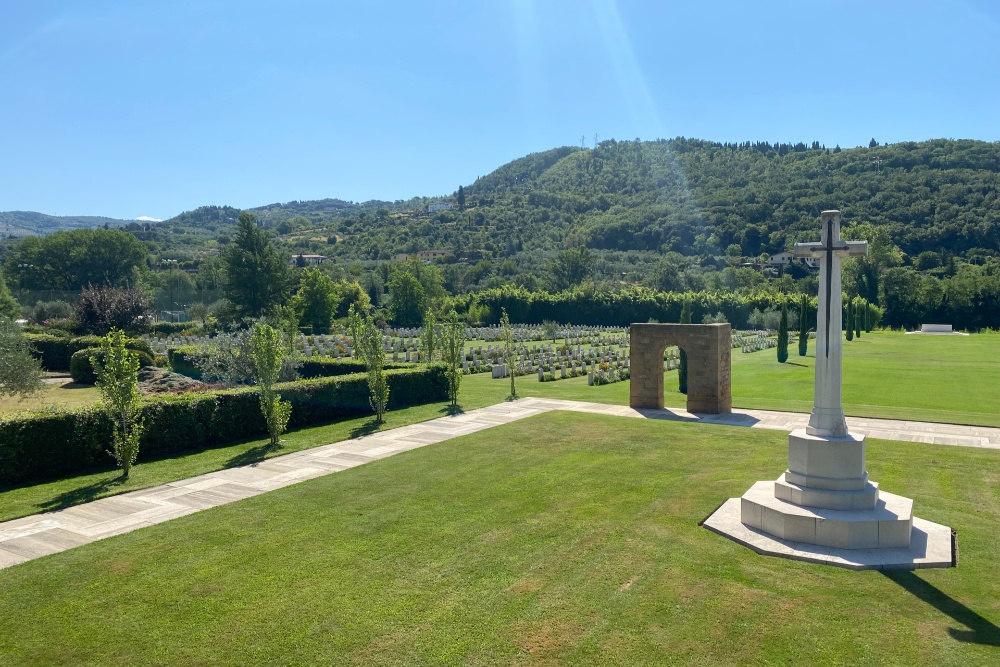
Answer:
[1,398,996,570]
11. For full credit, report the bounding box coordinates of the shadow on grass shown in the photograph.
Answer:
[882,570,1000,646]
[37,476,127,512]
[225,443,282,468]
[782,361,808,367]
[440,405,465,416]
[349,419,383,439]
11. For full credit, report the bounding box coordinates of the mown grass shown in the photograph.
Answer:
[1,330,995,523]
[1,411,998,666]
[0,381,100,415]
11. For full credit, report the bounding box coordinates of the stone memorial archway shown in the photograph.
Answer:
[629,323,732,414]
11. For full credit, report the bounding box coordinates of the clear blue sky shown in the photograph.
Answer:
[2,0,998,221]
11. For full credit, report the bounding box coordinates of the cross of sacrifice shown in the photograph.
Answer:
[792,210,868,437]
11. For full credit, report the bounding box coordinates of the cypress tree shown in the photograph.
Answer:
[678,299,691,394]
[798,294,809,356]
[845,298,854,341]
[855,298,863,338]
[777,299,789,363]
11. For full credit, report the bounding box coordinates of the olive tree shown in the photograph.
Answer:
[0,317,43,398]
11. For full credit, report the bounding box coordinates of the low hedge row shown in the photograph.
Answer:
[167,347,410,380]
[0,365,449,486]
[69,347,158,384]
[26,334,155,372]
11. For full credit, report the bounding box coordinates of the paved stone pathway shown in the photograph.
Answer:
[1,398,997,570]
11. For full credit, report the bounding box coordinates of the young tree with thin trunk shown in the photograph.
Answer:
[798,294,809,357]
[777,299,789,363]
[500,308,517,400]
[440,310,466,407]
[249,322,293,447]
[349,304,389,422]
[420,309,438,363]
[678,298,691,394]
[92,329,144,479]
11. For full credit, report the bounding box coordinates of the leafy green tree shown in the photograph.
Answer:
[678,298,691,394]
[92,329,144,479]
[0,317,43,398]
[843,222,904,306]
[291,268,340,334]
[777,299,789,363]
[549,247,592,291]
[4,228,148,290]
[500,308,517,400]
[420,309,438,363]
[349,304,389,422]
[798,294,809,357]
[186,302,209,327]
[388,270,426,326]
[0,280,20,320]
[542,319,559,342]
[249,322,293,447]
[223,213,292,318]
[440,310,466,406]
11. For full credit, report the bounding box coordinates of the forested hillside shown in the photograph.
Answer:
[0,211,133,237]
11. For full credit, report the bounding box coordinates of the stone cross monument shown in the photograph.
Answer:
[793,210,868,437]
[701,210,953,569]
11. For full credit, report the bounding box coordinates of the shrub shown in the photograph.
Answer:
[26,334,154,371]
[0,366,448,486]
[71,347,156,384]
[74,284,153,335]
[31,300,73,323]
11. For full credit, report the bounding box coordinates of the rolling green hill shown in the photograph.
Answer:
[0,211,134,237]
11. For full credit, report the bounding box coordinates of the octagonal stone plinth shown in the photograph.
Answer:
[741,481,912,549]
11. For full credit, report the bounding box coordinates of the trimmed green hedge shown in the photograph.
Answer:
[298,356,410,379]
[70,347,157,384]
[167,349,411,381]
[26,334,155,372]
[0,365,448,486]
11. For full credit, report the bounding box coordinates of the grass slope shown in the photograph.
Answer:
[1,412,998,666]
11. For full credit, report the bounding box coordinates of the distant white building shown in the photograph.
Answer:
[291,254,328,266]
[768,251,816,269]
[427,202,453,213]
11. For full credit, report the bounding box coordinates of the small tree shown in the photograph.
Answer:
[440,310,466,406]
[500,308,517,400]
[798,294,809,357]
[845,298,854,341]
[457,185,466,210]
[777,299,789,363]
[678,298,691,394]
[420,309,438,363]
[0,317,43,398]
[249,323,293,447]
[291,268,340,334]
[541,319,559,342]
[187,302,210,327]
[92,329,144,479]
[75,284,153,334]
[349,304,389,422]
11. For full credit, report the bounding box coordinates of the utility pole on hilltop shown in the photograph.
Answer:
[593,133,599,149]
[581,135,586,149]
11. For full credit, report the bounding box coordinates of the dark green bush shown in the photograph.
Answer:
[167,345,201,378]
[0,365,448,486]
[298,356,409,379]
[26,334,153,372]
[150,322,194,335]
[70,347,157,384]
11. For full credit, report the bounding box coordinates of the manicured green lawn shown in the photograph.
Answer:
[0,381,100,415]
[1,412,997,666]
[2,331,996,524]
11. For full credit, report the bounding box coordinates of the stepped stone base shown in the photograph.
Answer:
[774,473,879,511]
[741,481,912,549]
[703,497,953,570]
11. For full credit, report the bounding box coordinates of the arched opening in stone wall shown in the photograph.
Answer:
[629,323,732,414]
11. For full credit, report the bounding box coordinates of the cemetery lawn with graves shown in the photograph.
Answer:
[2,411,998,665]
[1,329,997,523]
